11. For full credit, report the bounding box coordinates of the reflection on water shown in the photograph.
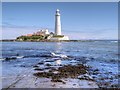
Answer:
[54,42,62,53]
[55,59,61,65]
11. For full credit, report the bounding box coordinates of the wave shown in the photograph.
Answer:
[2,56,24,61]
[110,41,118,43]
[0,58,5,61]
[51,52,68,58]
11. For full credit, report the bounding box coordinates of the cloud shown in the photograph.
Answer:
[1,22,54,39]
[2,22,118,40]
[63,28,118,40]
[2,22,41,29]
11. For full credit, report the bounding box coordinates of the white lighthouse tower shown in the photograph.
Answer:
[55,9,61,35]
[50,9,69,41]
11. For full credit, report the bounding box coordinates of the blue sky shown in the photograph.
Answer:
[2,2,118,40]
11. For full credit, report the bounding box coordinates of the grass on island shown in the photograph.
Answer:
[16,35,46,41]
[16,34,65,41]
[52,35,64,38]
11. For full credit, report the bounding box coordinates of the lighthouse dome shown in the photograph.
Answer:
[56,9,59,12]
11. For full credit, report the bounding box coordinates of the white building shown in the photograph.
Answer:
[55,9,61,35]
[50,36,69,41]
[50,9,69,41]
[34,28,49,36]
[41,29,49,34]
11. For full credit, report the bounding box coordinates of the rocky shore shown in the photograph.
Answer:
[2,56,99,89]
[33,64,90,82]
[2,64,98,89]
[2,41,119,89]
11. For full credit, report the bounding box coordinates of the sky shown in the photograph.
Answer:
[2,2,118,40]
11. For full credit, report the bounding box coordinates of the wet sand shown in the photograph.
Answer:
[2,58,99,89]
[2,67,98,88]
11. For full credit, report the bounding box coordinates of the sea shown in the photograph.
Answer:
[1,40,119,88]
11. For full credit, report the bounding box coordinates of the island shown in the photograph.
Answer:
[16,29,68,42]
[16,9,69,42]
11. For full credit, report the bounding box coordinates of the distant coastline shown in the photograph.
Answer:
[0,39,118,42]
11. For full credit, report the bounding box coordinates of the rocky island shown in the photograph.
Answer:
[16,30,68,42]
[16,9,69,42]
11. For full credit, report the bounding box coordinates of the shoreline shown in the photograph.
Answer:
[0,39,118,42]
[2,70,99,88]
[2,60,99,88]
[2,42,119,88]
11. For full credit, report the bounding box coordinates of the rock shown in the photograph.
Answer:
[45,63,52,66]
[5,57,17,61]
[78,74,94,81]
[51,79,63,82]
[33,65,39,68]
[34,68,44,71]
[20,65,26,67]
[33,64,88,83]
[38,62,44,65]
[45,60,54,62]
[51,84,56,87]
[94,69,99,72]
[73,84,76,86]
[92,69,100,75]
[33,72,53,78]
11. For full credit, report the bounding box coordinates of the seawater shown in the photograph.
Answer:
[1,41,119,88]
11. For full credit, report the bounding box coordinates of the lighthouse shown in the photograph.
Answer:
[55,9,61,35]
[50,9,69,40]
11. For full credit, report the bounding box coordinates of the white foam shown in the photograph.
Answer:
[55,59,61,65]
[16,56,24,59]
[51,52,68,58]
[0,58,5,61]
[111,41,118,43]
